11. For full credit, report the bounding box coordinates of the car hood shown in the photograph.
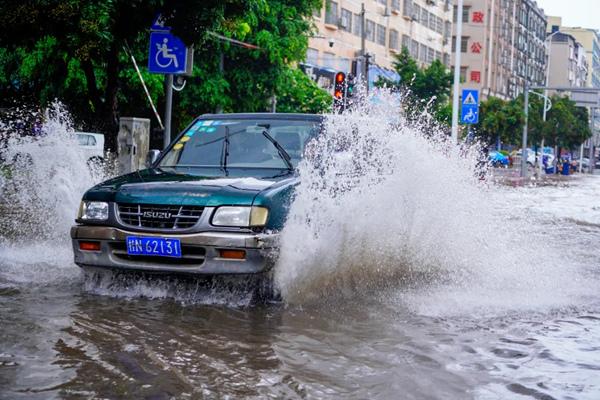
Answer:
[83,168,295,207]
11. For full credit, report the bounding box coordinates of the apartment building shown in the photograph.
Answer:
[450,0,547,100]
[547,16,600,89]
[546,32,588,88]
[306,0,453,88]
[546,16,600,145]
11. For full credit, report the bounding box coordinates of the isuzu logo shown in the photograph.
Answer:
[143,211,172,219]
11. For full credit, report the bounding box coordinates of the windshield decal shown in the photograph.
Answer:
[201,120,214,126]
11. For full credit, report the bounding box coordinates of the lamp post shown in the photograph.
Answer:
[539,30,561,174]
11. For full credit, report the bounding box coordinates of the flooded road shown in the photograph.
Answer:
[1,176,600,399]
[2,104,600,399]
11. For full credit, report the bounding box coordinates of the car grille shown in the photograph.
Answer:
[117,204,204,230]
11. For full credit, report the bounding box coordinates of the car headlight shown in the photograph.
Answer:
[212,206,269,227]
[78,201,109,221]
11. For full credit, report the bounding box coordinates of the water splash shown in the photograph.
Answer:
[0,103,109,284]
[274,88,599,314]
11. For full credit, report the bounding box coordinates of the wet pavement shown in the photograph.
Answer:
[2,177,600,399]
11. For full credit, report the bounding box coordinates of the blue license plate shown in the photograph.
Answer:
[126,236,182,258]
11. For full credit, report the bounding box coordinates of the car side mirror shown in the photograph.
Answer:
[146,149,161,168]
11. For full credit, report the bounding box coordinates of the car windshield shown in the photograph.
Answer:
[159,118,320,170]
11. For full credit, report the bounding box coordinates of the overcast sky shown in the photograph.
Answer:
[536,0,599,30]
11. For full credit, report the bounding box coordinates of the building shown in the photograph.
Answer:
[306,0,453,89]
[547,17,600,89]
[450,0,547,100]
[546,31,588,88]
[546,16,600,151]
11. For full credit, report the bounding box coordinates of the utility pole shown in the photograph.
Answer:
[521,84,529,178]
[164,74,173,150]
[360,2,368,93]
[451,0,464,144]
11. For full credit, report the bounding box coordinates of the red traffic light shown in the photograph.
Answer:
[335,72,346,83]
[334,90,343,99]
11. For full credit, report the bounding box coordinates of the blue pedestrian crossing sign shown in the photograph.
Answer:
[148,31,188,75]
[460,89,479,124]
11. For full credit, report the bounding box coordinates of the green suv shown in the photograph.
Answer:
[71,113,322,279]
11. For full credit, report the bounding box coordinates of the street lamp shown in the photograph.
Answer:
[538,30,561,174]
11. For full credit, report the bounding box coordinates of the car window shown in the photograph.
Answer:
[159,118,320,169]
[76,134,89,146]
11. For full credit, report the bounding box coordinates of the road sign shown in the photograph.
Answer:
[148,31,188,74]
[151,14,170,32]
[461,89,479,124]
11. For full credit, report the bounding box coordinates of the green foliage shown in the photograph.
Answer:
[477,93,591,149]
[378,46,453,124]
[476,97,524,146]
[0,0,323,148]
[275,68,331,114]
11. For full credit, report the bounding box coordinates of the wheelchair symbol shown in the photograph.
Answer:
[463,108,477,123]
[155,38,179,68]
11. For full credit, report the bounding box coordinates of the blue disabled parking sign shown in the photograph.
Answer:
[148,31,188,74]
[460,89,479,124]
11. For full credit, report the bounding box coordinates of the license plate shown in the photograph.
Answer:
[126,236,182,258]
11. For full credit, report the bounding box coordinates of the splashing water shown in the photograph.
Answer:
[275,89,599,314]
[0,103,109,283]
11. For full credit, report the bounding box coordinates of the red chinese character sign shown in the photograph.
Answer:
[471,42,482,53]
[470,71,481,83]
[472,11,484,23]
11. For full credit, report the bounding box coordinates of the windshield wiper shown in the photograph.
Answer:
[261,129,293,171]
[221,126,230,176]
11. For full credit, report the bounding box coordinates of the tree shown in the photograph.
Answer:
[475,96,524,146]
[377,46,452,124]
[0,0,326,150]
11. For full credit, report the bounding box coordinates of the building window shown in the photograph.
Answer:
[443,53,450,67]
[376,0,386,5]
[353,13,362,36]
[435,50,441,61]
[460,66,467,82]
[366,20,375,42]
[306,48,319,65]
[403,0,413,18]
[413,4,421,22]
[391,0,400,11]
[376,24,386,46]
[340,8,352,32]
[325,1,338,25]
[452,36,469,52]
[420,43,427,62]
[427,47,435,63]
[402,34,411,51]
[444,20,451,39]
[411,39,419,59]
[453,5,471,22]
[390,29,399,50]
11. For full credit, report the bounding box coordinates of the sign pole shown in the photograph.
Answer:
[451,0,464,144]
[164,74,173,150]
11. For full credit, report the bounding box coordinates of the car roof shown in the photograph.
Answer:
[198,113,324,122]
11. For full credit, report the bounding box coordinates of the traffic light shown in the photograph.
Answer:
[346,73,355,100]
[334,71,346,112]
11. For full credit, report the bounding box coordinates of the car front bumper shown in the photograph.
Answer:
[70,225,278,275]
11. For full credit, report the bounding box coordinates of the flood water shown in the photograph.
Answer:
[2,100,600,399]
